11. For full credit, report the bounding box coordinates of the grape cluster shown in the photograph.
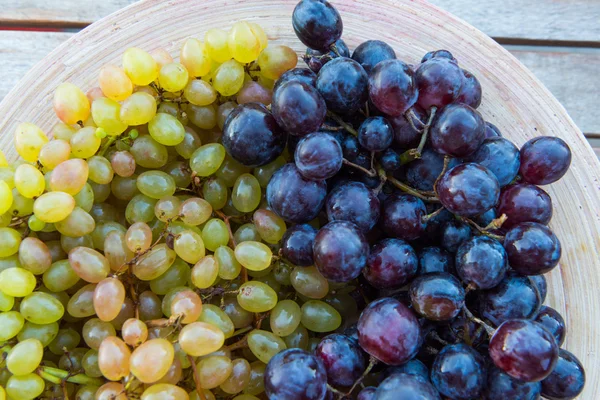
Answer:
[0,0,586,399]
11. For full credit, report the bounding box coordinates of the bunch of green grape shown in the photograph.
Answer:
[0,21,354,400]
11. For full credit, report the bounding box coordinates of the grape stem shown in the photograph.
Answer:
[342,158,377,177]
[405,108,426,130]
[421,206,445,223]
[386,175,440,202]
[8,214,32,228]
[226,335,248,351]
[326,111,358,136]
[433,155,451,194]
[341,355,378,398]
[396,107,437,165]
[188,355,208,400]
[458,216,505,241]
[37,366,105,387]
[463,306,495,336]
[97,135,118,157]
[330,43,342,57]
[415,106,437,155]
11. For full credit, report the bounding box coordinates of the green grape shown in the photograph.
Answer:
[0,267,36,297]
[272,261,293,286]
[120,92,157,126]
[187,103,217,130]
[132,244,176,281]
[130,135,168,168]
[180,39,212,78]
[237,281,277,313]
[74,183,95,212]
[70,126,102,157]
[213,59,245,96]
[14,164,44,199]
[221,358,251,394]
[99,64,133,102]
[82,318,117,350]
[257,45,298,80]
[14,122,48,162]
[174,230,206,264]
[67,283,97,318]
[0,167,15,189]
[0,228,20,258]
[142,383,188,399]
[137,170,177,199]
[90,181,111,204]
[123,47,159,86]
[162,160,192,188]
[234,223,261,244]
[232,174,261,213]
[61,234,94,253]
[111,175,139,202]
[196,356,233,389]
[0,211,11,228]
[243,361,266,395]
[136,291,161,322]
[148,113,186,146]
[150,258,190,295]
[269,299,301,337]
[76,385,100,400]
[17,321,59,347]
[9,188,34,217]
[166,221,202,238]
[53,82,90,125]
[234,241,272,272]
[82,349,103,378]
[6,373,45,400]
[110,297,135,330]
[283,324,309,350]
[198,304,235,338]
[214,246,241,280]
[46,240,66,262]
[202,178,228,210]
[179,198,212,226]
[253,273,280,291]
[253,209,286,244]
[0,290,13,311]
[51,121,78,141]
[20,291,65,324]
[68,246,110,283]
[55,206,96,237]
[126,194,159,224]
[6,338,43,376]
[301,300,342,333]
[190,143,226,177]
[290,266,329,299]
[249,23,268,51]
[191,256,219,289]
[0,311,24,341]
[184,79,217,106]
[87,156,114,184]
[33,192,75,223]
[49,328,81,355]
[228,21,262,63]
[216,101,236,130]
[92,222,127,251]
[216,155,252,187]
[18,237,52,275]
[205,29,232,63]
[222,296,254,329]
[91,98,128,135]
[174,127,202,159]
[247,329,287,364]
[43,260,80,292]
[158,63,189,93]
[89,202,119,224]
[202,219,229,252]
[0,185,13,217]
[154,196,181,222]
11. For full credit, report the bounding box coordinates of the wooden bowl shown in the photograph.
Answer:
[0,0,597,396]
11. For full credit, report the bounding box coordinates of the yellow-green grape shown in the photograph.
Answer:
[70,126,101,158]
[126,222,153,252]
[231,174,261,213]
[249,22,268,51]
[283,324,309,350]
[174,230,205,264]
[221,358,251,394]
[53,82,91,125]
[170,289,203,324]
[91,221,126,251]
[237,281,277,313]
[148,113,186,146]
[254,156,286,188]
[150,48,174,68]
[130,135,168,169]
[0,212,11,228]
[150,258,189,295]
[68,247,110,283]
[51,121,79,141]
[82,349,102,378]
[161,286,188,318]
[190,143,226,177]
[0,311,24,341]
[6,373,45,400]
[221,297,252,331]
[201,219,229,252]
[214,246,242,280]
[132,244,176,281]
[188,103,217,130]
[205,29,232,63]
[136,170,177,199]
[82,319,117,350]
[253,209,286,244]
[105,231,133,272]
[123,47,159,86]
[61,234,94,253]
[252,273,280,290]
[174,126,202,159]
[126,194,159,224]
[258,74,275,90]
[199,304,234,338]
[216,155,252,187]
[50,158,89,195]
[55,207,96,237]
[6,339,43,376]
[290,266,329,299]
[217,101,236,130]
[212,59,245,96]
[0,291,13,311]
[270,299,302,337]
[9,189,34,218]
[91,98,128,136]
[17,321,59,347]
[257,45,299,80]
[13,164,44,199]
[87,156,114,184]
[202,178,228,210]
[196,356,233,389]
[99,65,133,101]
[154,196,181,222]
[142,383,188,400]
[90,181,110,204]
[130,338,174,383]
[244,361,266,395]
[247,329,287,364]
[122,318,149,347]
[184,79,217,106]
[234,223,261,244]
[20,292,64,324]
[167,221,202,238]
[0,167,14,189]
[191,256,219,289]
[18,237,52,275]
[74,183,95,212]
[228,21,262,63]
[301,300,342,332]
[120,92,157,126]
[179,198,212,226]
[234,241,272,272]
[164,160,192,188]
[33,191,75,223]
[94,277,126,322]
[49,327,81,355]
[158,63,189,92]
[14,123,48,162]
[0,181,12,216]
[180,38,212,78]
[178,321,225,357]
[98,336,131,381]
[95,382,127,400]
[39,139,71,171]
[0,266,35,296]
[67,283,96,318]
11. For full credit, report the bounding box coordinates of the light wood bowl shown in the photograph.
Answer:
[0,0,597,396]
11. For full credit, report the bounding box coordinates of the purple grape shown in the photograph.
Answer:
[358,298,422,365]
[294,132,343,180]
[315,334,366,388]
[265,348,328,400]
[313,221,369,282]
[369,59,418,116]
[474,207,497,227]
[534,305,566,346]
[519,136,571,185]
[266,163,327,223]
[380,193,427,240]
[456,236,508,289]
[410,272,465,321]
[358,116,394,152]
[484,366,542,400]
[281,224,317,267]
[378,148,402,172]
[325,181,380,232]
[273,67,317,92]
[357,387,377,400]
[363,238,418,289]
[384,359,429,381]
[541,349,586,399]
[415,57,463,110]
[272,80,326,137]
[497,183,553,229]
[530,274,547,303]
[455,69,482,108]
[430,104,486,157]
[438,315,488,349]
[469,137,520,186]
[292,0,343,51]
[431,343,487,398]
[437,163,500,217]
[305,38,350,72]
[376,373,441,400]
[485,121,502,138]
[504,222,561,275]
[389,106,426,148]
[351,40,397,73]
[489,319,559,382]
[317,57,369,114]
[405,148,460,191]
[222,103,287,167]
[418,247,454,275]
[421,49,455,63]
[440,220,472,253]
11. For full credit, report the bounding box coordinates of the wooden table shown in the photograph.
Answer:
[1,0,599,153]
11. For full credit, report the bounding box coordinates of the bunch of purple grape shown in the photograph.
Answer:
[222,0,585,399]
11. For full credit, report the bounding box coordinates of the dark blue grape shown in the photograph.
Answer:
[431,343,487,399]
[421,49,455,63]
[389,106,426,149]
[530,274,547,303]
[498,183,553,229]
[267,163,327,223]
[369,59,418,117]
[456,236,508,289]
[410,272,465,321]
[380,193,427,241]
[325,181,380,232]
[351,40,397,74]
[430,104,486,158]
[416,57,463,110]
[313,220,369,282]
[358,116,394,152]
[265,348,328,400]
[272,80,326,137]
[363,238,418,289]
[519,136,571,185]
[384,359,429,381]
[440,220,472,253]
[469,137,520,186]
[474,207,497,227]
[317,57,369,114]
[504,222,561,275]
[534,305,566,346]
[294,132,343,180]
[405,148,460,191]
[222,103,286,167]
[484,366,542,400]
[357,386,377,400]
[315,334,366,388]
[281,224,317,267]
[273,67,317,92]
[455,69,482,109]
[376,373,441,400]
[304,38,350,72]
[340,132,360,160]
[541,349,586,399]
[485,121,502,138]
[292,0,343,51]
[418,247,454,275]
[378,148,402,172]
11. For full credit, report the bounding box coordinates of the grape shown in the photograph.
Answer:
[55,207,96,237]
[380,193,427,240]
[0,267,36,296]
[489,319,558,382]
[418,246,454,275]
[234,241,272,271]
[410,272,465,321]
[96,382,127,400]
[204,28,231,63]
[437,163,500,217]
[67,283,97,318]
[247,329,288,363]
[6,338,43,376]
[126,222,153,252]
[363,238,417,289]
[272,81,326,137]
[142,383,188,399]
[130,135,168,169]
[196,355,233,389]
[215,246,242,280]
[455,69,482,108]
[237,81,272,105]
[317,57,368,114]
[369,59,418,116]
[88,155,114,184]
[198,305,234,338]
[497,183,553,228]
[50,158,89,195]
[99,65,133,101]
[178,321,224,356]
[91,98,128,136]
[504,222,561,275]
[6,373,45,400]
[415,57,463,109]
[534,306,566,347]
[0,181,12,215]
[0,311,24,341]
[237,281,278,312]
[541,349,585,399]
[132,244,176,280]
[275,69,317,95]
[264,349,327,400]
[53,82,90,125]
[18,237,52,274]
[123,47,158,85]
[351,40,396,73]
[304,38,349,73]
[530,274,548,303]
[519,136,571,185]
[440,219,471,252]
[148,113,185,146]
[269,300,301,337]
[82,318,116,350]
[290,266,329,299]
[258,45,298,80]
[377,373,440,400]
[232,174,261,212]
[301,300,341,332]
[431,343,486,398]
[327,181,380,232]
[469,137,520,186]
[294,132,342,180]
[180,38,211,77]
[20,291,65,324]
[315,334,366,387]
[456,236,508,289]
[68,246,110,283]
[130,338,175,383]
[98,336,131,381]
[14,122,48,162]
[421,49,455,63]
[93,277,126,322]
[484,366,541,399]
[228,21,263,63]
[14,164,44,198]
[281,224,317,266]
[202,219,229,252]
[358,116,394,152]
[253,209,286,244]
[292,0,343,50]
[213,59,245,96]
